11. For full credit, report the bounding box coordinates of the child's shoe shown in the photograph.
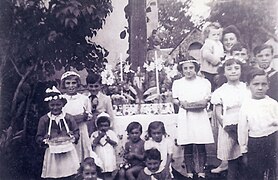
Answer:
[197,172,206,179]
[186,173,194,179]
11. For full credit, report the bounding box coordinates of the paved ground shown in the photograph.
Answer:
[173,165,228,180]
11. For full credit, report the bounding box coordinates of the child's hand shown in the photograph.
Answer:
[70,137,76,143]
[106,136,111,142]
[43,138,49,144]
[125,152,135,160]
[242,153,248,167]
[98,131,106,138]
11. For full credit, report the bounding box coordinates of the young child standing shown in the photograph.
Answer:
[90,112,118,180]
[118,122,145,180]
[144,121,174,178]
[61,71,93,163]
[137,148,172,180]
[36,86,80,179]
[172,58,214,179]
[211,58,250,179]
[238,68,278,180]
[201,22,225,91]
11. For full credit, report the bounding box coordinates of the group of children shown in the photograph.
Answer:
[36,21,277,180]
[36,71,175,180]
[196,22,278,180]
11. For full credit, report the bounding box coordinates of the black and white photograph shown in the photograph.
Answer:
[0,0,277,179]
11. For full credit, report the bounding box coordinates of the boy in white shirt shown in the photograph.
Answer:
[238,68,278,180]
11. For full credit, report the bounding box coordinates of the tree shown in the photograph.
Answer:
[0,0,112,178]
[208,0,277,51]
[157,0,195,48]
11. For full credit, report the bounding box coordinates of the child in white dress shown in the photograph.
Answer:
[91,112,118,180]
[61,71,96,163]
[172,58,214,179]
[211,58,250,180]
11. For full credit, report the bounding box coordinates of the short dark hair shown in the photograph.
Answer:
[177,56,200,73]
[253,44,274,56]
[222,25,241,42]
[230,43,248,54]
[86,73,102,84]
[188,42,203,50]
[217,57,242,74]
[246,67,267,85]
[144,148,161,161]
[96,116,110,127]
[126,121,142,134]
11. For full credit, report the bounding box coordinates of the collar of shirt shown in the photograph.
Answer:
[143,166,164,179]
[47,112,66,125]
[63,93,81,100]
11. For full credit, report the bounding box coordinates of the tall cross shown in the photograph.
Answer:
[129,0,147,71]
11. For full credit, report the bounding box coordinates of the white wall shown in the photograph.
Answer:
[92,0,129,67]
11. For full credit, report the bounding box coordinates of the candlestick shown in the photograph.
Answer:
[154,51,160,95]
[120,53,123,81]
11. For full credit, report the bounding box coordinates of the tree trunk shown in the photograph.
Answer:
[10,65,35,133]
[129,0,147,71]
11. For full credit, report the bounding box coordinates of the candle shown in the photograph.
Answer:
[154,51,160,95]
[120,53,123,81]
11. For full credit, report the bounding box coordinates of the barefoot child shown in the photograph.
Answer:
[118,122,145,180]
[211,58,250,179]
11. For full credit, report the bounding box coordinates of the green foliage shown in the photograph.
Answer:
[158,0,194,48]
[208,0,277,50]
[0,0,112,177]
[1,0,112,76]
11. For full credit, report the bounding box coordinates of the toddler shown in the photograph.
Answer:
[137,148,172,180]
[91,112,118,180]
[119,122,145,180]
[201,22,225,91]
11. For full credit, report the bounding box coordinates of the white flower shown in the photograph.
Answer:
[155,57,164,71]
[144,62,155,72]
[101,68,115,85]
[164,64,178,79]
[124,64,131,73]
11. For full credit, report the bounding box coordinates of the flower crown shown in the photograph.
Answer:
[44,86,64,102]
